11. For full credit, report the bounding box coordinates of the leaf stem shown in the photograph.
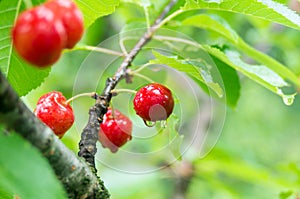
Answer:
[64,46,125,57]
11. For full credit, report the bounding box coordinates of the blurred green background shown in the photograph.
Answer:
[22,1,300,198]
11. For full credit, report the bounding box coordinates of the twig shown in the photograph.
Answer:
[0,71,109,199]
[78,0,178,175]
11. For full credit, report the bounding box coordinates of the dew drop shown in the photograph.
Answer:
[143,120,156,127]
[282,94,295,106]
[276,88,296,106]
[160,120,167,128]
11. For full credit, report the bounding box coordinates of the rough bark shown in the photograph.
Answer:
[0,71,109,199]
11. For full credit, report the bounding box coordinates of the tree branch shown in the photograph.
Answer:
[0,1,178,198]
[0,71,109,199]
[78,0,178,172]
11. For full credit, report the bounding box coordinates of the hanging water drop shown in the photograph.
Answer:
[160,120,167,128]
[143,120,156,127]
[282,94,296,106]
[276,88,296,106]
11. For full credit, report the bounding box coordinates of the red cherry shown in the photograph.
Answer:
[34,91,74,138]
[98,108,132,153]
[133,83,174,122]
[45,0,84,48]
[12,6,67,67]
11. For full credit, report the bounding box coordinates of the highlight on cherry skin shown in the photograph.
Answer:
[98,108,133,153]
[34,91,74,138]
[133,83,174,122]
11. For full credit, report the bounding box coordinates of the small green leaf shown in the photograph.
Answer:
[182,14,300,87]
[224,50,288,87]
[0,133,67,199]
[183,0,300,31]
[0,0,50,96]
[75,0,120,29]
[150,51,224,97]
[204,46,294,102]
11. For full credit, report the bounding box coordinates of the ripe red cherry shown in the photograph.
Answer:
[133,83,174,122]
[12,6,67,67]
[98,108,132,153]
[45,0,84,48]
[34,91,74,138]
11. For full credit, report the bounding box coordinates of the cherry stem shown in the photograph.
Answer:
[131,72,155,83]
[119,38,129,55]
[64,45,125,57]
[129,63,156,82]
[131,63,153,73]
[65,92,97,105]
[144,6,151,29]
[110,89,137,95]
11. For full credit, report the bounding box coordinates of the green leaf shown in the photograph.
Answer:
[204,46,295,104]
[183,0,300,31]
[182,14,300,88]
[279,190,293,199]
[0,186,13,199]
[0,133,67,199]
[212,56,240,107]
[75,0,120,29]
[0,0,50,96]
[150,50,224,97]
[183,14,239,43]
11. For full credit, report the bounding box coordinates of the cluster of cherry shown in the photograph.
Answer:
[12,0,84,67]
[11,0,175,153]
[34,83,174,153]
